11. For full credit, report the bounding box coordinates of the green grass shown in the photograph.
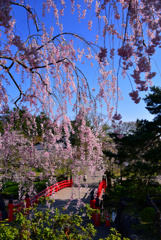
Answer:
[1,180,48,198]
[1,181,19,197]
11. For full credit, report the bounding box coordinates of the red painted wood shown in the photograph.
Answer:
[2,179,73,222]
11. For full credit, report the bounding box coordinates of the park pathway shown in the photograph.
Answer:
[37,169,111,239]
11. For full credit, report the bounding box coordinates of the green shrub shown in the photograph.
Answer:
[100,228,130,240]
[34,180,47,193]
[0,223,18,240]
[140,207,156,224]
[110,185,128,198]
[1,181,19,197]
[0,199,97,240]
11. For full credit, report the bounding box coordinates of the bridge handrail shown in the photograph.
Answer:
[0,179,73,222]
[0,178,105,222]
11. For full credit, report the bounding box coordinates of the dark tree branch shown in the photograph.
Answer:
[10,1,40,32]
[0,64,23,107]
[0,34,94,108]
[36,32,97,53]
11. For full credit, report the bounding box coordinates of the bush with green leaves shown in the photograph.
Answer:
[140,207,156,224]
[100,228,130,240]
[0,198,97,240]
[108,179,161,206]
[1,181,19,198]
[0,197,130,240]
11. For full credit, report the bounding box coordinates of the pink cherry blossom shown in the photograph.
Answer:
[0,0,160,196]
[118,44,133,60]
[88,20,93,31]
[129,90,141,104]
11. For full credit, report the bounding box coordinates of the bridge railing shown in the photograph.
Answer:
[97,176,107,198]
[90,176,107,227]
[0,179,73,222]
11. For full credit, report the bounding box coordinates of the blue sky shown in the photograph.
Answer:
[7,1,161,123]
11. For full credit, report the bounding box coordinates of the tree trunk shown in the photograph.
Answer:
[105,171,112,189]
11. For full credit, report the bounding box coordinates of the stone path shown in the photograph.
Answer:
[52,169,103,212]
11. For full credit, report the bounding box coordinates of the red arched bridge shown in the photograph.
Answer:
[1,177,106,222]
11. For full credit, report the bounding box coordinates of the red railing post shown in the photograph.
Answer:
[25,193,30,209]
[105,211,111,227]
[25,193,30,215]
[8,198,13,222]
[90,198,96,219]
[93,198,100,226]
[35,195,38,204]
[94,206,100,226]
[90,199,96,209]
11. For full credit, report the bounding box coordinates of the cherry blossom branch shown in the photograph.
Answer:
[25,34,42,42]
[30,58,67,71]
[10,1,40,32]
[122,0,131,45]
[0,55,67,71]
[30,69,62,106]
[0,54,91,107]
[0,57,61,106]
[0,63,23,107]
[75,66,93,100]
[0,55,28,70]
[151,58,161,79]
[37,32,97,53]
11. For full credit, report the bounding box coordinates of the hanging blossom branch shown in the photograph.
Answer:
[0,51,94,109]
[10,1,40,32]
[96,0,161,107]
[0,55,60,105]
[0,64,23,107]
[37,32,98,53]
[0,1,115,119]
[0,63,49,108]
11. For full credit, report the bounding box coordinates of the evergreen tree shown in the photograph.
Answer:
[110,87,161,181]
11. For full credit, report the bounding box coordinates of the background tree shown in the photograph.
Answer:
[111,86,161,183]
[144,86,161,117]
[117,121,136,136]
